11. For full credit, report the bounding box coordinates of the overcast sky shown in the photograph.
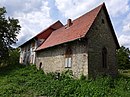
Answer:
[0,0,130,48]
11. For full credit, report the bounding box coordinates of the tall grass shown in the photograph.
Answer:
[0,64,130,97]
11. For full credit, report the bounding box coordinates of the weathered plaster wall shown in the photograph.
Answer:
[87,8,118,78]
[19,40,37,64]
[36,40,88,78]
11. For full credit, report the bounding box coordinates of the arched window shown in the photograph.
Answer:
[39,62,42,69]
[65,47,72,68]
[102,47,107,68]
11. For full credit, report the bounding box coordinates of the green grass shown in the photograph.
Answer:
[0,64,130,97]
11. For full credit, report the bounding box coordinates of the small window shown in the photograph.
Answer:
[22,47,25,52]
[39,62,42,69]
[102,19,105,24]
[21,48,24,52]
[102,47,107,68]
[25,47,27,52]
[28,46,30,51]
[32,42,35,49]
[65,47,72,68]
[20,57,23,63]
[65,57,72,67]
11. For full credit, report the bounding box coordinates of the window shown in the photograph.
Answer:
[31,55,34,63]
[102,19,105,24]
[25,47,27,52]
[22,47,25,52]
[65,57,72,67]
[65,47,72,68]
[20,57,23,63]
[32,42,35,49]
[28,46,30,51]
[39,62,42,69]
[102,47,107,68]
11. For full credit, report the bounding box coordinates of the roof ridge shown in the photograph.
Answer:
[73,3,104,22]
[19,20,63,47]
[36,20,63,38]
[36,3,107,51]
[63,3,104,27]
[74,3,104,38]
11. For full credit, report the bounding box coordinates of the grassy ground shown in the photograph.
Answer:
[0,64,130,97]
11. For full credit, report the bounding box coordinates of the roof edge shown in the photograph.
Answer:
[36,3,106,51]
[36,36,85,51]
[102,3,120,49]
[82,3,104,38]
[19,20,63,47]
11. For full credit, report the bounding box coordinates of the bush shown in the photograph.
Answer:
[0,48,20,67]
[0,64,130,97]
[8,48,20,65]
[116,46,130,69]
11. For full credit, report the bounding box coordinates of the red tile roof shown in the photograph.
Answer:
[36,20,63,39]
[19,21,63,47]
[36,4,103,51]
[36,3,119,51]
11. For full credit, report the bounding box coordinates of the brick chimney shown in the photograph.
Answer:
[67,19,72,27]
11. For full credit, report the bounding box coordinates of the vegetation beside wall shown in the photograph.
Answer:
[0,64,130,97]
[117,46,130,69]
[0,46,130,97]
[0,48,19,67]
[0,7,20,65]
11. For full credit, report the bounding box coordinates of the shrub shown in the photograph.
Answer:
[0,64,130,97]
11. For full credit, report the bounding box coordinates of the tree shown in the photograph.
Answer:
[116,46,130,69]
[0,7,21,64]
[8,48,20,65]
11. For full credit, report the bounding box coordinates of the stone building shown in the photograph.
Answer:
[19,21,63,64]
[19,3,119,78]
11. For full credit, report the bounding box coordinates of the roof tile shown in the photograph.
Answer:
[36,3,104,51]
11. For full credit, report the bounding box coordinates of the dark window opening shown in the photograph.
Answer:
[65,47,72,57]
[28,46,30,51]
[39,62,42,69]
[102,47,107,68]
[102,19,105,24]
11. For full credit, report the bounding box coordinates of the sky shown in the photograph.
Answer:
[0,0,130,48]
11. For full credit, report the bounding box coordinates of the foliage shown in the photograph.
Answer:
[0,7,21,64]
[0,64,130,97]
[8,48,20,65]
[116,46,130,69]
[119,69,130,77]
[0,48,20,67]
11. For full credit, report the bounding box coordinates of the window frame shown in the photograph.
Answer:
[65,47,72,68]
[65,57,72,68]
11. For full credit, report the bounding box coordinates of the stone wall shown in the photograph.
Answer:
[87,8,118,78]
[36,40,88,78]
[36,7,118,78]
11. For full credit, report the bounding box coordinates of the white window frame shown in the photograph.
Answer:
[65,57,72,68]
